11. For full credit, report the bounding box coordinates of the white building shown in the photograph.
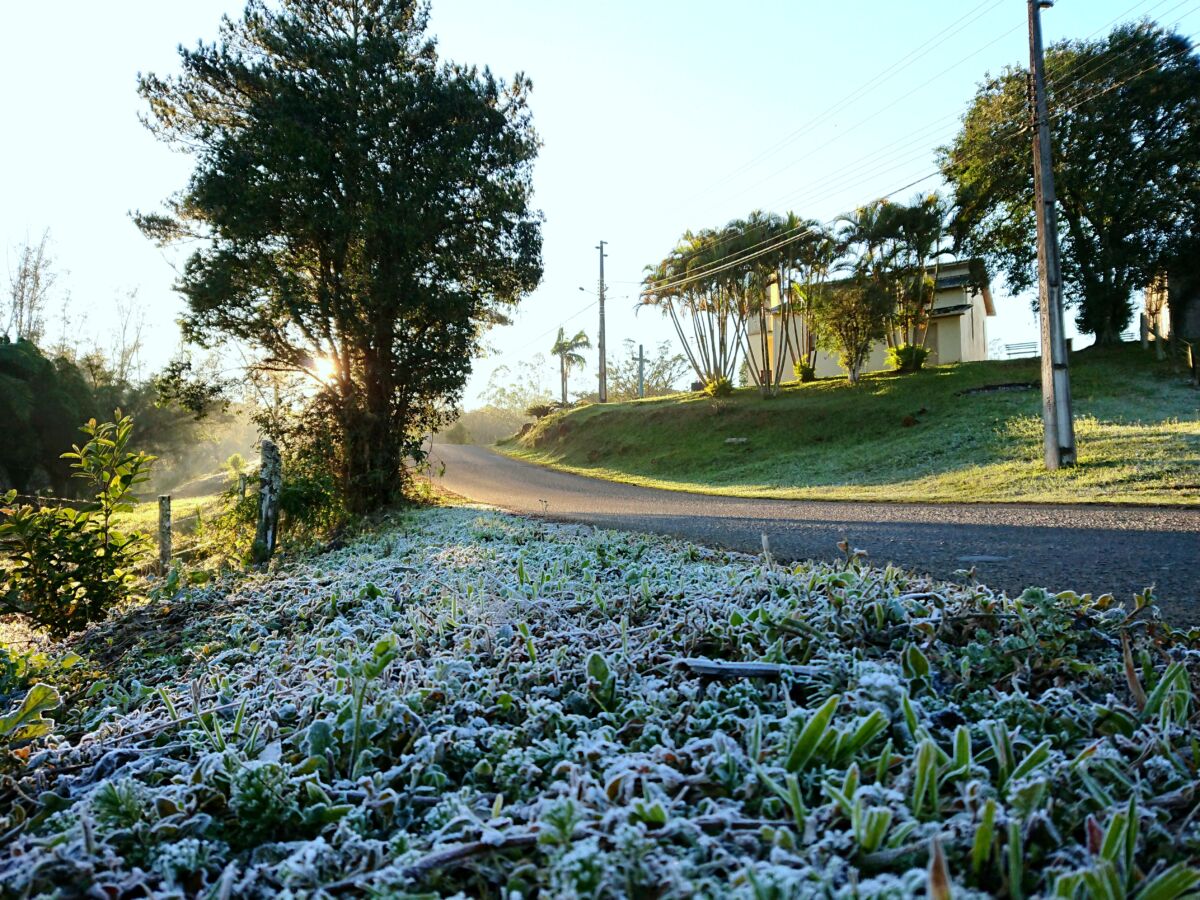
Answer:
[746,259,996,381]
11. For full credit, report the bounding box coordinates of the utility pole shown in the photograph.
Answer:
[637,343,645,399]
[597,241,608,402]
[1028,0,1076,469]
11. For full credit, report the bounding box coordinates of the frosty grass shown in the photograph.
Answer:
[1,506,1198,898]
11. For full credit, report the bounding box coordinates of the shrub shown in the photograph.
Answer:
[525,402,561,420]
[887,343,931,373]
[703,376,733,398]
[0,414,155,638]
[793,360,816,382]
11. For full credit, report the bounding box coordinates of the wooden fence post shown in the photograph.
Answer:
[158,495,172,574]
[252,439,282,565]
[238,473,248,498]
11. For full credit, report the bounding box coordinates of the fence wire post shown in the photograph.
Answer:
[158,495,172,574]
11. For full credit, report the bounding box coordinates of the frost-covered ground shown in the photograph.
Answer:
[1,506,1198,898]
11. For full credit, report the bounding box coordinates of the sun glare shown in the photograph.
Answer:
[312,355,338,383]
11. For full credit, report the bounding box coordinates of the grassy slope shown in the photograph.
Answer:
[503,344,1200,505]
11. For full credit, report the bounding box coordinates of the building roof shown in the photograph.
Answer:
[929,303,973,318]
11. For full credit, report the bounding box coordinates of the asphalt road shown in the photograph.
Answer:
[432,444,1200,624]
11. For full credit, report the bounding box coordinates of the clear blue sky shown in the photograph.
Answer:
[3,0,1196,405]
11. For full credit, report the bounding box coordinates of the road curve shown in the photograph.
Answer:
[431,444,1200,624]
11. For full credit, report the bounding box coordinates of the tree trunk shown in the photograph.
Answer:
[342,353,404,514]
[560,355,567,406]
[1077,279,1133,346]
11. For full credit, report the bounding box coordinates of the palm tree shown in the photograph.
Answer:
[551,327,591,405]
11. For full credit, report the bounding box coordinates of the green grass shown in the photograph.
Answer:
[115,493,223,534]
[501,344,1200,505]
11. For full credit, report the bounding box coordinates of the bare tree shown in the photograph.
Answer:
[49,289,83,360]
[6,229,56,343]
[110,289,147,383]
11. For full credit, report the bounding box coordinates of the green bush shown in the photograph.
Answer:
[792,360,816,382]
[525,402,561,420]
[703,376,733,398]
[887,343,931,373]
[0,413,155,638]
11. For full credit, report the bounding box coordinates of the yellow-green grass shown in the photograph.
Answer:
[115,493,224,534]
[502,344,1200,506]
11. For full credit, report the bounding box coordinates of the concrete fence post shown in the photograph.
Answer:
[158,495,172,574]
[252,439,282,565]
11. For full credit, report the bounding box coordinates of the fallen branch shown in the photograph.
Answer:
[397,816,793,883]
[673,657,821,680]
[401,831,540,880]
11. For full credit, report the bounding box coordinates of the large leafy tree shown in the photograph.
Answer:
[941,23,1200,344]
[137,0,543,510]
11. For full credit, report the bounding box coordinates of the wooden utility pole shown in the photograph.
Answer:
[597,241,608,403]
[1029,0,1076,469]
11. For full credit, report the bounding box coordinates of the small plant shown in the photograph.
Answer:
[0,413,155,637]
[703,376,733,398]
[793,360,816,382]
[525,402,562,420]
[0,682,61,747]
[887,343,931,373]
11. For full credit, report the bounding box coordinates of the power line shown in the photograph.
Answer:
[641,26,1199,298]
[672,0,1008,210]
[495,6,1200,363]
[642,171,941,297]
[707,20,1024,213]
[644,8,1200,287]
[714,0,1197,215]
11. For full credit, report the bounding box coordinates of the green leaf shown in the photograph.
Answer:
[1135,863,1200,900]
[902,643,931,680]
[1007,739,1052,787]
[586,651,611,684]
[972,798,997,874]
[0,683,62,743]
[785,694,840,773]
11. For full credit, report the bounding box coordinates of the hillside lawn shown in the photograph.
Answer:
[502,344,1200,506]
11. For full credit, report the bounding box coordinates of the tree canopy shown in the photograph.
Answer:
[550,327,590,405]
[137,0,543,510]
[941,23,1200,343]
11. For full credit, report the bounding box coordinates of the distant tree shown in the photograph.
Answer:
[605,340,688,400]
[884,194,950,351]
[0,339,93,495]
[809,275,892,384]
[941,23,1200,344]
[440,406,528,445]
[550,327,590,405]
[641,229,745,387]
[6,230,56,345]
[440,420,472,445]
[136,0,543,511]
[481,355,555,414]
